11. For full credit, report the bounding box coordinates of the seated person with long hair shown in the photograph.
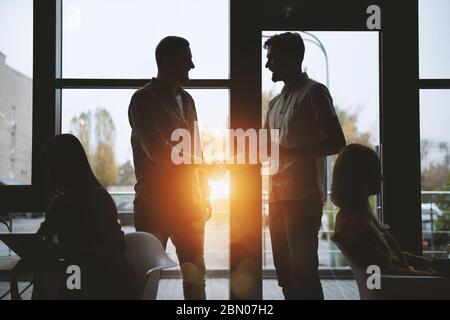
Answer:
[331,144,449,277]
[33,134,138,299]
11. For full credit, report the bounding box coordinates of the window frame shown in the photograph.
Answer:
[0,0,431,300]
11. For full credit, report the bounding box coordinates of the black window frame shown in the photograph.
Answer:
[0,0,428,299]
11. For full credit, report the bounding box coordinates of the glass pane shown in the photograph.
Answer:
[189,89,230,276]
[61,88,230,299]
[419,0,450,79]
[420,89,450,258]
[261,31,380,279]
[62,0,229,79]
[0,0,33,185]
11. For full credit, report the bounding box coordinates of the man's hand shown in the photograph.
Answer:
[200,163,226,180]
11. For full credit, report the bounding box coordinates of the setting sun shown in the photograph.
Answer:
[209,174,230,200]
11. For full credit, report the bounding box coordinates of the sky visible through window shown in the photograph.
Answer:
[0,0,449,171]
[262,31,380,146]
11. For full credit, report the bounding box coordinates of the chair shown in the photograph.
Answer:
[0,217,20,300]
[333,240,450,300]
[124,232,177,300]
[0,217,11,233]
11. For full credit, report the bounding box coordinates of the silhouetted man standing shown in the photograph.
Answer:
[263,32,346,300]
[128,36,210,300]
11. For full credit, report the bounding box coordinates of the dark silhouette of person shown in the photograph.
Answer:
[263,32,346,300]
[33,134,139,299]
[128,36,211,300]
[331,144,450,277]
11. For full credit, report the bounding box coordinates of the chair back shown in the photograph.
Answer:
[333,239,383,299]
[124,232,177,300]
[333,239,450,299]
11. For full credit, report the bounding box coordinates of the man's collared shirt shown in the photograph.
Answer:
[264,73,337,203]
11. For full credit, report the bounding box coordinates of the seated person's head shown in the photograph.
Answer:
[41,134,101,192]
[331,144,382,215]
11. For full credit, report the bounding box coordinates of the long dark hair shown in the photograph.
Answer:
[331,144,382,212]
[41,134,102,196]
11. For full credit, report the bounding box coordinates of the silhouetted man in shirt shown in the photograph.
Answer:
[263,32,346,300]
[128,36,211,300]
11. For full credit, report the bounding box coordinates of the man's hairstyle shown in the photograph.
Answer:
[263,32,305,66]
[155,36,190,68]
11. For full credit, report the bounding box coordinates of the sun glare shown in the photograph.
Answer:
[209,175,230,200]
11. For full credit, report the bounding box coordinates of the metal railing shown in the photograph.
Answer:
[1,191,449,266]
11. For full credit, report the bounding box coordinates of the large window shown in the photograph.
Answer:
[0,0,33,185]
[261,31,380,271]
[58,0,231,299]
[0,0,232,298]
[419,0,450,258]
[420,90,450,258]
[0,0,34,257]
[4,0,446,300]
